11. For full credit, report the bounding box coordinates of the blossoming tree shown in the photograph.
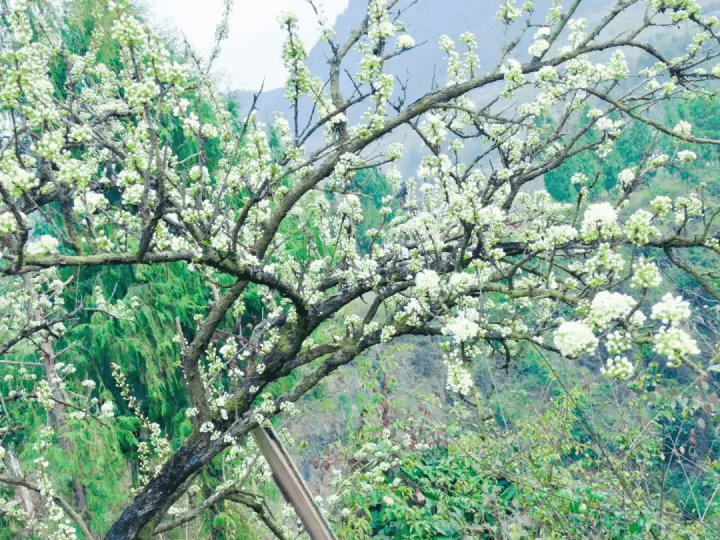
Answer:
[1,0,720,538]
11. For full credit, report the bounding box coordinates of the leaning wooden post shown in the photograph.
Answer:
[251,425,338,540]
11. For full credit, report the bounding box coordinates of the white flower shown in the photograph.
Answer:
[380,325,396,342]
[596,117,616,132]
[606,331,631,355]
[618,168,635,188]
[677,150,696,162]
[651,293,691,326]
[329,112,347,124]
[502,58,524,96]
[444,310,480,342]
[386,142,404,160]
[122,184,145,205]
[415,269,440,295]
[672,120,692,137]
[554,321,598,357]
[309,259,325,273]
[650,195,672,216]
[674,196,702,225]
[438,34,454,52]
[372,21,395,39]
[0,212,19,235]
[100,401,115,419]
[631,258,661,289]
[581,203,618,240]
[601,356,634,380]
[537,65,557,81]
[625,209,659,246]
[396,34,415,49]
[629,310,647,327]
[26,235,59,255]
[219,341,237,360]
[648,153,669,167]
[588,291,636,330]
[420,114,447,146]
[74,192,108,215]
[276,10,298,25]
[528,39,549,57]
[653,326,699,366]
[448,272,474,291]
[445,359,474,395]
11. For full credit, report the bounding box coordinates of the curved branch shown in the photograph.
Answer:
[0,308,81,357]
[0,475,96,540]
[17,250,308,317]
[665,248,720,303]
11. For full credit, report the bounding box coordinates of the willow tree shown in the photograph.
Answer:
[1,0,720,538]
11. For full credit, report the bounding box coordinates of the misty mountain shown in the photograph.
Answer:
[230,0,720,178]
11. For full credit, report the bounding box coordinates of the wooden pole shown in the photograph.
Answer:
[251,425,338,540]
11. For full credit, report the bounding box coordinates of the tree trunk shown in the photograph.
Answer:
[104,432,217,540]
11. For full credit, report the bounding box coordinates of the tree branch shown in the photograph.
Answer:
[0,475,96,540]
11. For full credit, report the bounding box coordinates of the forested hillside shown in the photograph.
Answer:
[1,0,720,539]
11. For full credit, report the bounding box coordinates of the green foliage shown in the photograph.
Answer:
[62,263,208,426]
[546,95,720,202]
[325,347,720,540]
[544,117,653,202]
[351,168,396,254]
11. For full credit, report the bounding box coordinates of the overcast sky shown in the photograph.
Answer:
[142,0,349,92]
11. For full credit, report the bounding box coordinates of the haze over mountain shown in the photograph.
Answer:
[230,0,720,178]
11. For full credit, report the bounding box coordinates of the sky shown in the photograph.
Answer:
[143,0,349,92]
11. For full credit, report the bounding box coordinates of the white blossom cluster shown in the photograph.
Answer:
[606,330,632,355]
[443,309,481,343]
[618,167,636,188]
[674,195,702,225]
[650,293,698,366]
[653,325,700,367]
[631,258,662,289]
[554,321,598,357]
[587,291,636,330]
[415,269,441,296]
[444,356,474,396]
[581,203,619,241]
[624,209,659,246]
[601,356,634,380]
[651,293,691,326]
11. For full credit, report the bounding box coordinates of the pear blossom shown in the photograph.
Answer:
[25,235,59,255]
[554,321,598,357]
[396,34,415,49]
[445,359,474,395]
[601,356,634,380]
[444,310,480,342]
[587,291,636,330]
[677,150,696,162]
[581,203,619,240]
[651,293,691,326]
[653,326,699,366]
[672,120,692,137]
[415,269,440,294]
